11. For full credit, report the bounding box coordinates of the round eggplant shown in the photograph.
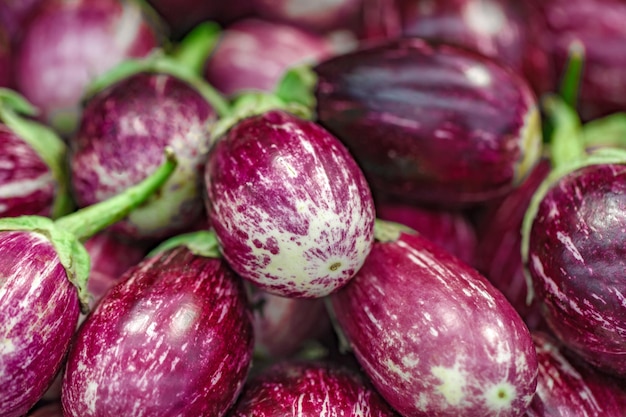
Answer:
[330,222,538,417]
[314,37,542,207]
[61,246,254,417]
[204,109,375,298]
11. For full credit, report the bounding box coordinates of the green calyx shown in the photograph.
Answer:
[0,89,75,218]
[84,21,229,117]
[0,149,178,313]
[147,229,221,259]
[373,218,416,243]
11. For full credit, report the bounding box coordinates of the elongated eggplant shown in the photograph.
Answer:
[205,109,375,298]
[62,244,254,417]
[330,221,538,417]
[314,38,542,207]
[230,359,398,415]
[0,152,176,417]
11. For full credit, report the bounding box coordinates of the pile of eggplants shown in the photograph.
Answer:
[3,1,626,416]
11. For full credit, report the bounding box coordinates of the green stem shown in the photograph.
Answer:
[170,21,221,76]
[54,147,177,241]
[147,229,221,258]
[542,94,585,169]
[559,40,585,110]
[274,65,318,115]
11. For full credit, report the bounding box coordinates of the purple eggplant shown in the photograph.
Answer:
[0,89,73,219]
[69,66,223,241]
[204,18,335,97]
[62,243,254,417]
[13,0,161,135]
[0,0,43,41]
[229,359,398,415]
[250,0,363,34]
[205,109,375,298]
[376,201,477,266]
[538,0,626,121]
[526,331,626,416]
[314,38,543,208]
[249,286,332,359]
[394,0,551,95]
[330,221,538,417]
[0,152,176,417]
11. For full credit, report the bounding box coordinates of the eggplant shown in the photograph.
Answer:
[526,331,626,416]
[314,37,543,208]
[69,54,224,241]
[0,26,11,88]
[330,221,538,417]
[394,0,551,95]
[522,97,626,378]
[0,0,42,40]
[0,151,176,417]
[376,202,477,266]
[0,89,73,219]
[204,18,335,97]
[205,109,375,298]
[13,0,161,135]
[61,242,254,417]
[229,359,398,415]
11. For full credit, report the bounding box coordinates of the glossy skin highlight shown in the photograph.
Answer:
[62,247,254,417]
[331,230,538,417]
[526,163,626,377]
[315,38,542,207]
[205,110,375,298]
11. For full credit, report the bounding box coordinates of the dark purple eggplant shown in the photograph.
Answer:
[69,43,227,241]
[250,0,363,34]
[13,0,161,135]
[538,0,626,121]
[62,242,254,417]
[314,37,543,208]
[395,0,551,95]
[205,109,375,298]
[376,201,477,266]
[330,220,538,417]
[522,96,626,378]
[204,18,335,97]
[0,88,73,218]
[526,331,626,417]
[0,152,176,417]
[0,0,42,41]
[229,359,398,416]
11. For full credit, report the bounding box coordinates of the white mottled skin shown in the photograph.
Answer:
[331,231,538,417]
[206,111,375,298]
[61,247,253,417]
[0,232,80,417]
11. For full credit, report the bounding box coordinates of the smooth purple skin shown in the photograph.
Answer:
[229,360,398,416]
[526,331,626,416]
[204,18,335,97]
[376,202,477,266]
[330,231,538,417]
[249,287,332,358]
[0,231,80,417]
[527,163,626,377]
[205,110,376,298]
[14,0,159,132]
[0,124,56,218]
[70,72,217,241]
[26,402,64,417]
[251,0,363,33]
[61,247,254,417]
[538,0,626,121]
[314,38,542,208]
[473,158,552,331]
[395,0,552,95]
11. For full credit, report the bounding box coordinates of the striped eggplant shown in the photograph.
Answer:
[13,0,161,135]
[69,67,222,241]
[204,109,376,298]
[229,359,398,416]
[0,152,176,417]
[0,89,72,219]
[330,221,538,417]
[526,331,626,416]
[61,244,254,417]
[314,37,542,207]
